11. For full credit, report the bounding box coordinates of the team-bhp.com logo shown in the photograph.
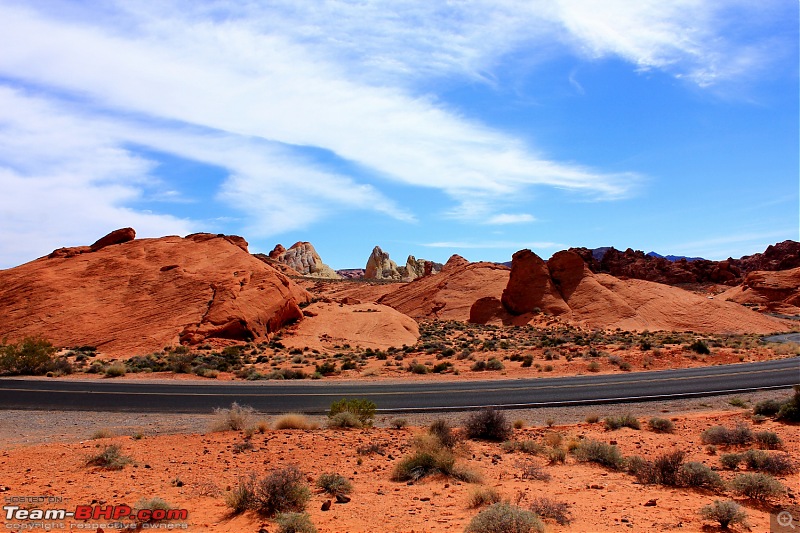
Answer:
[4,503,188,528]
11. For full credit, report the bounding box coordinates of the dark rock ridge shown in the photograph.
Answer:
[569,240,799,286]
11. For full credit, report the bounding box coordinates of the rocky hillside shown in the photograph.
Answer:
[570,240,800,286]
[364,246,442,281]
[0,230,311,356]
[471,249,793,334]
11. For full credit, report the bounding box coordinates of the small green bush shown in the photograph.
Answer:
[753,430,782,450]
[276,512,316,533]
[700,424,752,446]
[731,472,784,500]
[327,411,362,429]
[104,363,127,377]
[648,417,674,433]
[464,408,512,442]
[86,444,132,470]
[464,502,544,533]
[699,500,747,530]
[391,449,454,482]
[688,340,710,355]
[0,336,57,375]
[315,473,352,497]
[328,398,376,426]
[741,449,795,475]
[776,386,800,421]
[681,462,724,490]
[604,414,640,430]
[753,398,783,417]
[573,440,625,470]
[719,453,741,470]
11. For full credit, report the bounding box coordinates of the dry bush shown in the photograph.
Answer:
[464,408,512,442]
[700,500,747,530]
[315,473,352,497]
[701,424,753,446]
[211,402,254,432]
[518,461,551,481]
[731,473,784,500]
[86,444,132,470]
[468,487,502,508]
[274,414,318,430]
[648,417,674,433]
[753,430,782,450]
[542,432,562,448]
[573,440,625,470]
[604,414,640,430]
[429,419,460,448]
[529,497,571,525]
[90,429,115,439]
[275,512,317,533]
[464,502,544,533]
[327,411,362,429]
[252,466,311,517]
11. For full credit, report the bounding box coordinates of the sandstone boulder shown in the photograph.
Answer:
[90,227,136,252]
[500,249,570,316]
[720,267,800,314]
[268,242,340,279]
[0,232,311,356]
[365,246,402,280]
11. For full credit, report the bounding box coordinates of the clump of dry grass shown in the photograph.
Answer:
[211,402,254,432]
[273,414,319,430]
[467,486,501,508]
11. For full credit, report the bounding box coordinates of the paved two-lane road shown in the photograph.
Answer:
[0,358,797,414]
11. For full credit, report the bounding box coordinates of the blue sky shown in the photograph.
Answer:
[0,0,797,269]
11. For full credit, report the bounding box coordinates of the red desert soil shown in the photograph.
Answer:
[0,232,310,356]
[2,406,797,532]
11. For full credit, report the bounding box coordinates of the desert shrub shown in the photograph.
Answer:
[104,363,127,377]
[699,500,747,530]
[728,397,748,408]
[408,363,428,374]
[521,355,533,367]
[585,414,600,423]
[274,414,318,430]
[327,411,362,429]
[776,385,800,421]
[275,512,317,533]
[547,447,567,465]
[681,462,724,490]
[315,473,352,497]
[91,429,115,439]
[648,417,674,433]
[252,466,311,516]
[314,361,337,376]
[0,336,57,375]
[542,432,562,448]
[356,443,385,456]
[604,414,640,430]
[471,360,487,371]
[328,398,376,426]
[519,461,551,481]
[652,450,685,486]
[730,473,784,500]
[501,440,545,455]
[225,474,256,514]
[573,440,625,470]
[529,497,571,525]
[753,398,783,417]
[701,424,752,446]
[720,453,742,470]
[688,340,710,354]
[86,444,132,470]
[464,502,544,533]
[753,430,782,450]
[211,402,254,432]
[389,418,408,429]
[486,358,504,371]
[513,419,525,429]
[468,487,501,508]
[429,419,459,448]
[133,497,175,523]
[464,408,512,442]
[741,450,795,475]
[391,449,454,482]
[586,361,600,372]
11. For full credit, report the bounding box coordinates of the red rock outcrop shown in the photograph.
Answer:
[0,232,311,356]
[500,249,571,316]
[570,240,799,286]
[90,227,136,252]
[378,255,510,321]
[495,248,794,334]
[268,242,340,278]
[720,267,800,315]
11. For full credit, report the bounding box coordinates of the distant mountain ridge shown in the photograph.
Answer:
[646,251,705,262]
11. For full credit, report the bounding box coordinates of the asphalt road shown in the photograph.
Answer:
[0,357,797,414]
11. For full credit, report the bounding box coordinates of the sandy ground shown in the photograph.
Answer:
[1,390,797,533]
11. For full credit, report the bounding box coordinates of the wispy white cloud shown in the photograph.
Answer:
[0,0,786,266]
[485,213,536,225]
